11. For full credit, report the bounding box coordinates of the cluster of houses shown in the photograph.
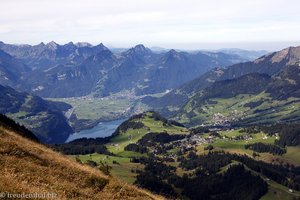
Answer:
[162,129,258,158]
[212,110,247,126]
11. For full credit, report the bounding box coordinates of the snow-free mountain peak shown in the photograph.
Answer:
[125,44,152,56]
[75,42,93,47]
[46,41,59,49]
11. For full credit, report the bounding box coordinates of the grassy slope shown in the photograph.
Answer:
[178,92,300,126]
[282,146,300,164]
[246,164,300,200]
[107,112,189,156]
[198,129,275,151]
[74,153,143,184]
[254,146,300,167]
[214,130,276,150]
[261,179,300,200]
[196,129,300,167]
[0,126,164,200]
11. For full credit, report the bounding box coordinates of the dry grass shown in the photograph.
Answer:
[0,126,165,200]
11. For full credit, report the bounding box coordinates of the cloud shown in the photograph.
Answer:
[0,0,299,50]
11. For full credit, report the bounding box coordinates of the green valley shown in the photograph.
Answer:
[48,95,149,131]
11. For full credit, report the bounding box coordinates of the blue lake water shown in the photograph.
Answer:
[66,118,125,142]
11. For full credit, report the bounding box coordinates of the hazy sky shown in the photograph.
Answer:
[1,0,300,50]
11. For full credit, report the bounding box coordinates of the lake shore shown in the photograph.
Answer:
[65,118,126,143]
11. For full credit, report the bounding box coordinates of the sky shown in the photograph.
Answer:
[1,0,300,51]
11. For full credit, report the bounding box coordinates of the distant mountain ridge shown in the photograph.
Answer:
[0,41,257,98]
[183,46,300,95]
[216,48,268,60]
[0,41,108,69]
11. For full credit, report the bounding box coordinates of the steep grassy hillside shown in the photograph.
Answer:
[0,124,164,199]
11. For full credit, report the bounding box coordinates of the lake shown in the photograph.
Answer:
[65,118,125,142]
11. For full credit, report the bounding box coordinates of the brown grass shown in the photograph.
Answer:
[0,126,165,200]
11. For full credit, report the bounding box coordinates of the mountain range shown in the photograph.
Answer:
[0,41,256,98]
[1,41,300,144]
